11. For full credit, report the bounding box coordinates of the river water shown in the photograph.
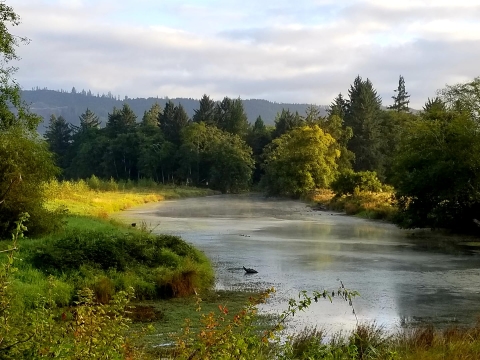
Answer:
[116,194,480,334]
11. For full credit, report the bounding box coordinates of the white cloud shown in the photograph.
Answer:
[11,0,480,108]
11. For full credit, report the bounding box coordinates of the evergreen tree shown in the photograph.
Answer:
[328,93,348,119]
[214,97,249,138]
[79,108,101,131]
[422,97,449,122]
[141,102,162,127]
[106,103,137,136]
[304,105,323,125]
[273,109,304,138]
[160,101,189,145]
[246,116,273,183]
[44,114,72,170]
[344,76,383,174]
[193,94,216,125]
[388,75,410,112]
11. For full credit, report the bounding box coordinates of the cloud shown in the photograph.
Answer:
[12,0,480,108]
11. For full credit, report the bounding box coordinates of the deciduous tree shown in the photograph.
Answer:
[262,125,339,197]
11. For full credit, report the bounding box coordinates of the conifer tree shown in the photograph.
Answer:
[44,114,72,170]
[193,94,216,125]
[328,93,348,119]
[344,76,383,174]
[388,75,410,112]
[79,108,101,130]
[141,102,162,127]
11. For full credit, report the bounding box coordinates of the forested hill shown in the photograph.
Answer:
[21,89,327,132]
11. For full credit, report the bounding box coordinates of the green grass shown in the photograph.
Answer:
[43,177,216,218]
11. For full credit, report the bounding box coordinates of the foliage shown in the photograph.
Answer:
[331,169,384,196]
[214,97,249,138]
[392,107,480,231]
[262,125,339,197]
[388,75,410,112]
[344,76,383,174]
[44,114,73,171]
[438,76,480,122]
[0,127,60,238]
[27,229,213,300]
[273,108,304,138]
[208,133,254,193]
[171,282,359,360]
[193,94,216,125]
[179,122,254,192]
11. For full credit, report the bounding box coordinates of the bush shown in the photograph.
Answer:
[331,169,384,196]
[0,128,61,238]
[28,230,212,300]
[31,231,200,272]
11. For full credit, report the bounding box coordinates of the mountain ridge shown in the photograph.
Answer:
[21,89,329,133]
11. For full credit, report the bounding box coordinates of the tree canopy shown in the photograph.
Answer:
[262,125,339,197]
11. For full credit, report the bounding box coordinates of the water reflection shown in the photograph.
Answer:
[116,194,480,333]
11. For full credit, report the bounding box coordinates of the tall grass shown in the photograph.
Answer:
[282,322,480,359]
[43,176,216,218]
[311,188,398,221]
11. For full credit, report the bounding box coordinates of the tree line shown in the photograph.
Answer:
[2,0,480,236]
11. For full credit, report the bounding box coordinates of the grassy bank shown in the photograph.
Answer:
[310,188,398,221]
[44,177,216,218]
[0,179,220,358]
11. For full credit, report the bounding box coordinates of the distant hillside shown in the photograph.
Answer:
[20,89,328,133]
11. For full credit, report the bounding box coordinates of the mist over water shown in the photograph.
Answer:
[117,194,480,334]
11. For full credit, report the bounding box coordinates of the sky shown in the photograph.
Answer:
[11,0,480,108]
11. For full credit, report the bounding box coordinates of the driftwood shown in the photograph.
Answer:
[243,266,258,274]
[0,174,22,206]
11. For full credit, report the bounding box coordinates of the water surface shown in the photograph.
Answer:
[116,194,480,333]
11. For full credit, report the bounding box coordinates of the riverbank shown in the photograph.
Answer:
[309,188,398,221]
[43,178,217,218]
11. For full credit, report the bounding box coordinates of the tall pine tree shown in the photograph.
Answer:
[344,76,383,174]
[388,75,410,112]
[193,94,216,125]
[44,114,72,170]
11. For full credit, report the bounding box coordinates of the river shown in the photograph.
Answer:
[116,194,480,334]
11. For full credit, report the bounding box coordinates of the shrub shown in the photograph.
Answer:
[331,169,384,196]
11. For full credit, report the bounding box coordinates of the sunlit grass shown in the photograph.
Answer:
[311,188,397,221]
[43,178,216,218]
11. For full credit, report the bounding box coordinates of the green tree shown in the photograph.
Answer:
[0,3,41,132]
[327,93,348,119]
[0,2,59,237]
[79,108,101,131]
[388,75,410,112]
[44,114,72,170]
[262,125,339,197]
[102,132,140,180]
[378,110,418,182]
[318,114,354,173]
[246,116,273,183]
[344,76,383,174]
[0,128,58,237]
[438,76,480,122]
[193,94,216,125]
[208,133,254,193]
[273,109,304,138]
[160,100,189,146]
[141,102,161,128]
[106,103,137,136]
[422,97,447,121]
[392,106,480,231]
[68,133,109,179]
[214,97,249,138]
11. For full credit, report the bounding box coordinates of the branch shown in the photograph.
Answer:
[0,174,21,205]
